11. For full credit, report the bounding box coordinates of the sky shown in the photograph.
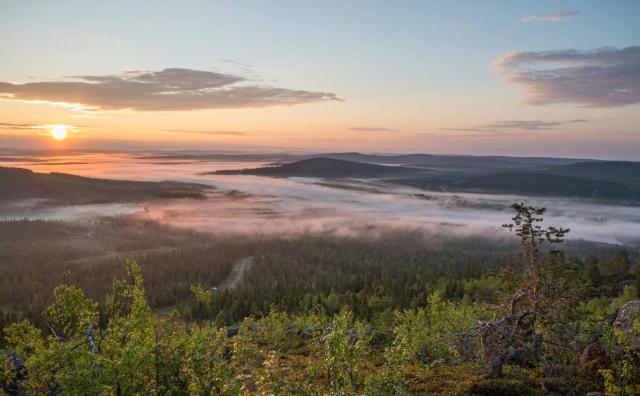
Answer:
[0,0,639,159]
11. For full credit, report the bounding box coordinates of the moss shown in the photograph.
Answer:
[404,364,483,395]
[461,378,543,396]
[542,376,597,396]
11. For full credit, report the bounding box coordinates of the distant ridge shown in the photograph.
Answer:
[552,161,640,186]
[316,152,597,169]
[211,155,640,203]
[135,151,604,169]
[0,167,209,204]
[211,157,424,178]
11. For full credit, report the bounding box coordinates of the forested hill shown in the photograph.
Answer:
[211,155,640,202]
[392,159,640,201]
[138,151,593,169]
[0,166,210,204]
[315,152,593,169]
[552,161,640,186]
[396,171,640,200]
[212,157,424,178]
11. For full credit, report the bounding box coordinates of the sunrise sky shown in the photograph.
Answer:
[1,0,639,159]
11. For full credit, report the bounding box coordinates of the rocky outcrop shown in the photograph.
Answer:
[612,300,640,350]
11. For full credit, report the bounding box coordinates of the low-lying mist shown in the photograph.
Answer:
[2,152,639,245]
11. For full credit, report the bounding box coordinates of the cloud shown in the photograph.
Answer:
[0,122,41,130]
[349,126,394,132]
[0,122,83,131]
[494,46,640,107]
[164,129,246,136]
[0,68,342,111]
[520,11,579,23]
[445,120,571,133]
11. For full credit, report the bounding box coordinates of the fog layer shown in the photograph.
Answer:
[1,152,639,245]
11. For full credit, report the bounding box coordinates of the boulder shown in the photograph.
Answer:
[612,300,640,350]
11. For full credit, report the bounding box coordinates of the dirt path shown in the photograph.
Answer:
[218,256,253,291]
[155,256,253,317]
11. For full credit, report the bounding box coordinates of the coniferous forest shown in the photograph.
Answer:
[1,204,639,395]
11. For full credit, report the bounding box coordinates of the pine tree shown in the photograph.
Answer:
[584,257,603,288]
[603,250,631,278]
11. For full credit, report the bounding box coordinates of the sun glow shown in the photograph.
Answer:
[51,125,68,141]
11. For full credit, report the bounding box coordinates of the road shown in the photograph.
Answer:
[155,255,253,317]
[218,256,253,291]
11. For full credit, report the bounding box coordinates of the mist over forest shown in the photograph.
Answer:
[1,151,639,244]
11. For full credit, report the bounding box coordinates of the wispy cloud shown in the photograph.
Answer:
[494,46,640,107]
[520,11,579,23]
[349,126,394,132]
[163,129,246,136]
[0,122,42,130]
[445,119,588,133]
[0,122,83,131]
[0,68,342,111]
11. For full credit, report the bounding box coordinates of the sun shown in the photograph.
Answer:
[51,125,68,141]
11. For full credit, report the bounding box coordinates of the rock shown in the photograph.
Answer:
[299,326,316,338]
[579,341,608,373]
[226,325,239,337]
[612,300,640,350]
[343,328,356,336]
[605,308,619,325]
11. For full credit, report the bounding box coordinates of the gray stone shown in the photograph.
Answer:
[612,300,640,350]
[226,325,240,337]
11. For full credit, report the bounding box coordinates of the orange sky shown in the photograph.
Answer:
[1,2,639,159]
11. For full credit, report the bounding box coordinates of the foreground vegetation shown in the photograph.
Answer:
[1,205,639,394]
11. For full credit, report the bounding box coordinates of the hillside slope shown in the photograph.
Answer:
[394,171,640,200]
[0,167,210,204]
[551,161,640,186]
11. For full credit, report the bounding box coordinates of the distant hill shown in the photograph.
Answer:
[212,156,640,202]
[137,151,595,170]
[315,152,593,169]
[0,167,210,204]
[394,171,640,201]
[211,157,424,178]
[551,161,640,186]
[459,172,638,199]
